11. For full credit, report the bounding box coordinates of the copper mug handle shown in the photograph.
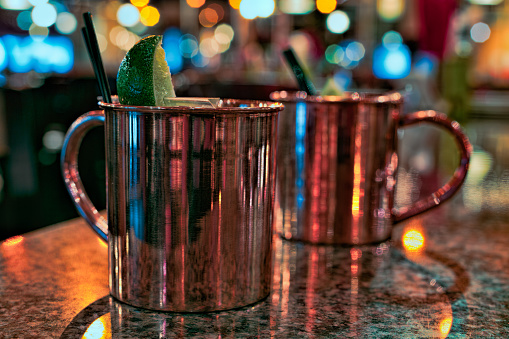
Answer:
[393,110,472,223]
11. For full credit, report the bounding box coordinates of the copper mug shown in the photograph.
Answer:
[271,91,471,245]
[61,98,283,312]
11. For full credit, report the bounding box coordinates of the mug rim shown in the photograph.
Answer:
[269,90,404,104]
[99,97,284,115]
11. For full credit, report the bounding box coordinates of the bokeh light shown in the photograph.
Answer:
[200,37,219,58]
[140,6,160,26]
[239,0,275,19]
[130,0,149,7]
[280,0,314,14]
[0,0,31,10]
[325,44,343,64]
[373,41,411,79]
[468,0,503,4]
[163,28,184,74]
[471,22,491,43]
[31,3,57,27]
[324,40,365,69]
[29,23,49,41]
[382,30,403,45]
[2,35,74,73]
[129,21,149,35]
[377,0,405,22]
[28,0,46,5]
[0,38,7,72]
[215,24,234,43]
[187,0,205,8]
[191,52,209,67]
[199,7,219,27]
[455,40,473,57]
[109,25,140,51]
[345,41,365,62]
[257,0,275,17]
[316,0,336,14]
[96,33,107,53]
[209,3,225,21]
[402,229,425,251]
[16,10,32,30]
[179,34,199,58]
[55,12,77,35]
[326,10,350,34]
[229,0,241,10]
[42,130,65,151]
[117,3,140,27]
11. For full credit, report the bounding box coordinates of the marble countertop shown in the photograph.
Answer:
[1,118,509,338]
[0,203,508,338]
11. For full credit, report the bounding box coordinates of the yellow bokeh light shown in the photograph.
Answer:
[29,23,49,41]
[130,0,149,7]
[316,0,336,14]
[229,0,241,9]
[402,229,425,251]
[187,0,205,8]
[140,6,160,26]
[377,0,405,22]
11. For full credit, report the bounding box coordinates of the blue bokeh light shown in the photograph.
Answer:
[162,28,183,74]
[16,10,32,30]
[1,35,74,74]
[372,43,411,79]
[0,38,7,72]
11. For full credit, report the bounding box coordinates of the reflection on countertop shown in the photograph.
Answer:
[0,118,508,338]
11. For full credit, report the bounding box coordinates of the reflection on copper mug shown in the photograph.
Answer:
[271,91,471,245]
[61,99,283,312]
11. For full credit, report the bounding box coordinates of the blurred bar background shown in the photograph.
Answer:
[0,0,508,240]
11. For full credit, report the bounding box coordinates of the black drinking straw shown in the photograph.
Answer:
[82,12,112,103]
[282,47,317,96]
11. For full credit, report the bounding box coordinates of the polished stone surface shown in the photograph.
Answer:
[1,205,508,338]
[1,119,508,338]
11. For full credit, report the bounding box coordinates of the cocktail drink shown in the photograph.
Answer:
[271,90,471,245]
[61,36,283,312]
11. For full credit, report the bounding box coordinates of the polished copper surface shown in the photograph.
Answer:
[61,99,283,312]
[272,91,471,245]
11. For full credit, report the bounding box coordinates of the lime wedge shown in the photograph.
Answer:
[163,97,220,108]
[117,35,176,106]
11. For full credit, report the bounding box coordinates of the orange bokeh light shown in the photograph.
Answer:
[130,0,149,7]
[317,0,337,14]
[199,8,219,28]
[229,0,241,10]
[187,0,206,8]
[140,6,160,26]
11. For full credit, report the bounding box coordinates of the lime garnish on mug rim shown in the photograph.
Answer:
[117,35,176,106]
